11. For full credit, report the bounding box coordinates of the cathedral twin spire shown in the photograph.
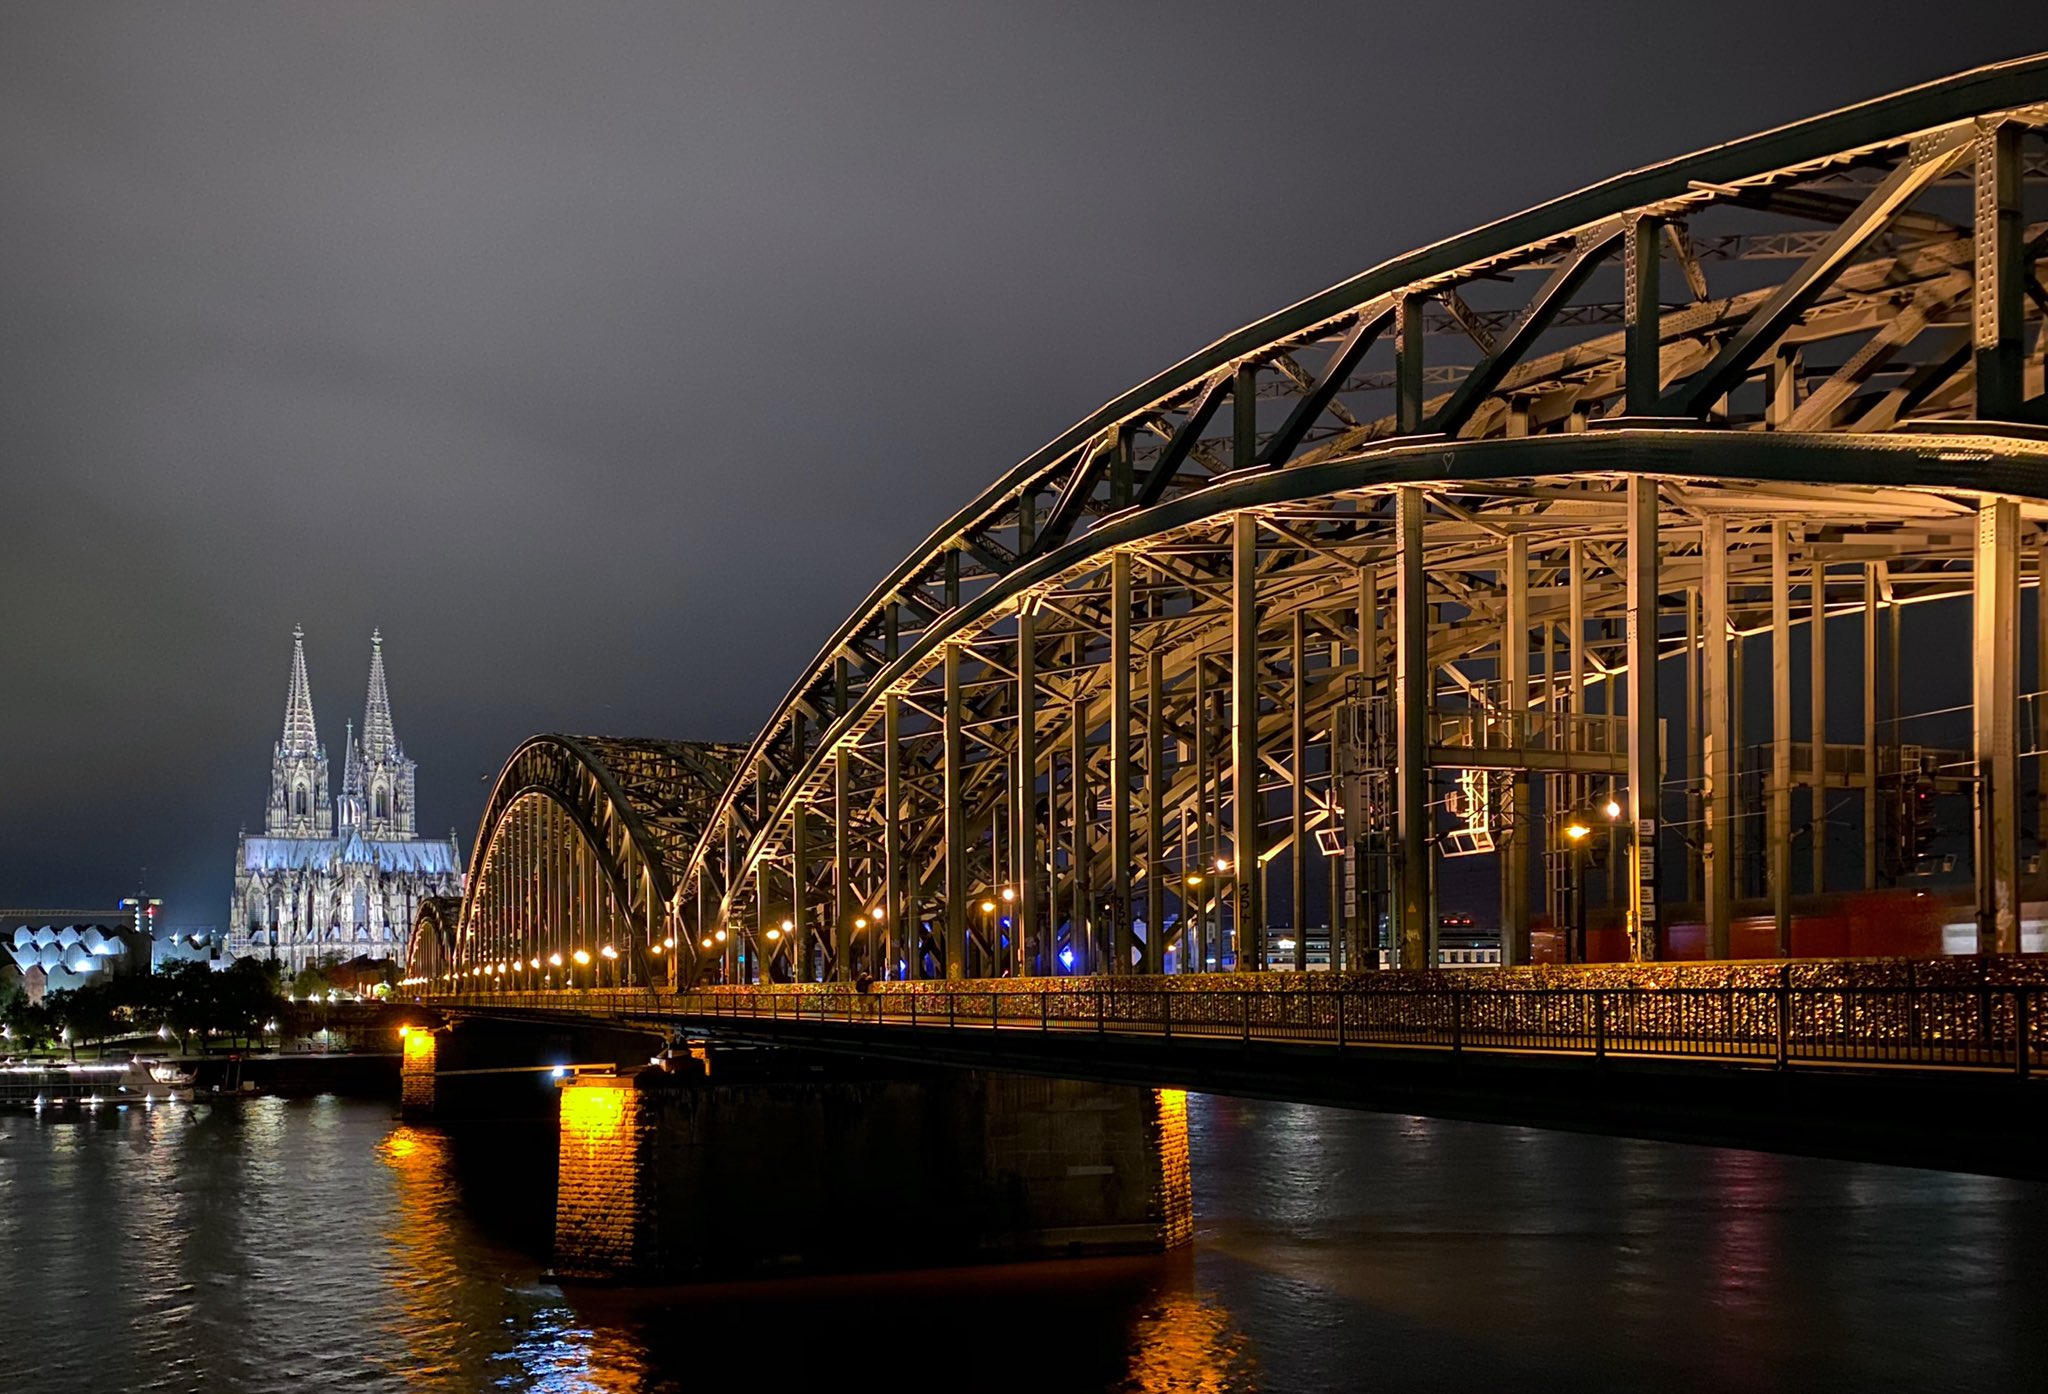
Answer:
[267,626,418,841]
[279,625,321,758]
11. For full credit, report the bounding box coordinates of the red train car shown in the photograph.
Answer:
[1529,885,1993,963]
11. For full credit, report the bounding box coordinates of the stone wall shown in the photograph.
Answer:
[399,1029,436,1119]
[552,1076,654,1279]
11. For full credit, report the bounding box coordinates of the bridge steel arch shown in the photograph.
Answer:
[655,55,2048,988]
[403,895,462,985]
[444,735,741,991]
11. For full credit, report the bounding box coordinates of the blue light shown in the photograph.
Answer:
[1058,946,1075,971]
[999,916,1012,929]
[550,1065,568,1079]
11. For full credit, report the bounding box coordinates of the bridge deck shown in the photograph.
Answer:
[419,971,2048,1174]
[425,971,2045,1076]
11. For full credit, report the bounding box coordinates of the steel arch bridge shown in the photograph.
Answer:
[434,56,2048,998]
[423,735,744,988]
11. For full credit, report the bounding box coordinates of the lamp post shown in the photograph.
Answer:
[999,886,1016,974]
[1560,798,1626,961]
[1212,856,1243,969]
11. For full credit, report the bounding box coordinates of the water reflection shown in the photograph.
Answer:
[2,1094,2045,1392]
[376,1125,467,1382]
[1122,1264,1256,1393]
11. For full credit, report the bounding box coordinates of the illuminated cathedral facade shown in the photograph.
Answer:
[226,628,464,972]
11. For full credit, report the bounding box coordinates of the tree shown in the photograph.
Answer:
[214,958,284,1047]
[151,960,221,1054]
[47,982,120,1058]
[2,982,55,1055]
[292,963,331,1002]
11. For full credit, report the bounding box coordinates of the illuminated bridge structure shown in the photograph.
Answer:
[409,60,2048,1165]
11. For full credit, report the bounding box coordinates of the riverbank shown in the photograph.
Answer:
[0,1050,398,1108]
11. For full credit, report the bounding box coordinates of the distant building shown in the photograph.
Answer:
[226,628,463,972]
[2,909,151,1002]
[154,924,226,970]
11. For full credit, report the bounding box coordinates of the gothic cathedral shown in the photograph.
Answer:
[227,628,464,972]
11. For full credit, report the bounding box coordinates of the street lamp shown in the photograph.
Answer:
[1559,799,1623,961]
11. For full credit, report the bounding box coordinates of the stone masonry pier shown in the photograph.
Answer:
[552,1055,1191,1282]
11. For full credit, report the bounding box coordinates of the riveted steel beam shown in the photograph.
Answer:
[1395,486,1432,967]
[1974,497,2020,953]
[1666,130,1977,416]
[1232,514,1262,967]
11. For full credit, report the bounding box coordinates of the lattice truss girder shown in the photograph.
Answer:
[691,432,2048,978]
[446,735,738,984]
[669,60,2048,973]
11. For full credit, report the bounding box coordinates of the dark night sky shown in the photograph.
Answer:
[2,4,2039,926]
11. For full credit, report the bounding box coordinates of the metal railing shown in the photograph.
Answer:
[430,977,2046,1078]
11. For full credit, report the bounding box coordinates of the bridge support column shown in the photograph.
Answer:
[1703,518,1733,958]
[1231,512,1263,969]
[834,746,853,980]
[1974,120,2025,420]
[884,695,905,978]
[1110,550,1133,973]
[1502,531,1530,966]
[1395,486,1433,970]
[1864,564,1880,892]
[944,642,967,979]
[1070,693,1092,973]
[1625,476,1660,961]
[1145,643,1166,975]
[1811,559,1828,894]
[1290,608,1310,972]
[550,1065,1191,1283]
[791,801,809,983]
[1770,522,1794,953]
[1975,496,2020,954]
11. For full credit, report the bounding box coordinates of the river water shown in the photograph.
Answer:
[0,1092,2042,1393]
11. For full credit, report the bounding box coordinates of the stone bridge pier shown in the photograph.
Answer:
[551,1054,1191,1282]
[398,1019,1193,1282]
